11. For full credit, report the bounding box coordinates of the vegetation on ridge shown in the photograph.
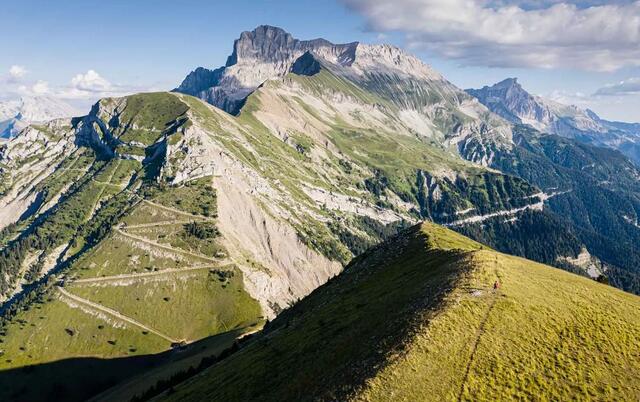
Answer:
[154,223,640,402]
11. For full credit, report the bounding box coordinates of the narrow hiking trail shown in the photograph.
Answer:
[57,286,181,344]
[87,159,121,220]
[457,292,499,401]
[457,258,502,402]
[124,220,199,229]
[142,199,214,222]
[71,263,233,285]
[115,228,219,263]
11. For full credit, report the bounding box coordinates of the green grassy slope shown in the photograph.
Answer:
[0,175,262,402]
[158,222,640,402]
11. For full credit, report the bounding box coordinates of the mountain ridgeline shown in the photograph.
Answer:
[467,78,640,165]
[0,25,639,401]
[154,223,640,401]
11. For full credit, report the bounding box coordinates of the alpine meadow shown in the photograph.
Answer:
[1,2,640,401]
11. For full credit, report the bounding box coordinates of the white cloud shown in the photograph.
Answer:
[69,70,112,93]
[2,68,158,110]
[31,80,50,95]
[8,65,27,81]
[16,80,51,96]
[343,0,640,71]
[543,87,640,121]
[60,69,144,100]
[595,77,640,96]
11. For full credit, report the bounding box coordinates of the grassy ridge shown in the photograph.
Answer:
[159,222,640,401]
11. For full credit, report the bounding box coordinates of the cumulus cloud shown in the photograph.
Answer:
[59,70,149,100]
[1,68,158,109]
[342,0,640,71]
[16,80,51,96]
[31,80,51,95]
[70,70,112,93]
[8,65,27,81]
[595,77,640,96]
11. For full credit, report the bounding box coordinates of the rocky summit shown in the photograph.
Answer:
[467,78,640,165]
[1,24,640,402]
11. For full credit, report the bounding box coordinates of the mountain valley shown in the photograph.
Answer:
[0,25,639,401]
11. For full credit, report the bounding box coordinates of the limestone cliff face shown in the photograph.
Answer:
[174,25,513,166]
[174,25,357,115]
[0,120,78,229]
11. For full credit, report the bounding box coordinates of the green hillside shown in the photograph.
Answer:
[157,222,640,402]
[0,174,262,402]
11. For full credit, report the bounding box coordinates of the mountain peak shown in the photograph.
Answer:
[493,77,521,89]
[175,25,359,114]
[226,25,354,67]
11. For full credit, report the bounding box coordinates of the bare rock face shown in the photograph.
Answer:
[290,51,321,76]
[174,25,514,165]
[174,25,357,115]
[467,78,640,165]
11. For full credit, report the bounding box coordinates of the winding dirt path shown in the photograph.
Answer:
[87,159,121,219]
[457,292,498,401]
[458,257,502,402]
[57,286,180,344]
[124,220,199,229]
[71,263,232,285]
[142,199,214,221]
[115,228,219,263]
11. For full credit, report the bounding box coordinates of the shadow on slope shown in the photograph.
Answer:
[155,223,640,401]
[155,224,485,401]
[0,326,252,402]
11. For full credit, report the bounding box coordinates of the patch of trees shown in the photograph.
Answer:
[328,216,410,257]
[487,126,640,296]
[457,210,583,267]
[182,222,219,240]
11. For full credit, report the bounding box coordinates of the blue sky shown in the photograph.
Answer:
[2,0,640,121]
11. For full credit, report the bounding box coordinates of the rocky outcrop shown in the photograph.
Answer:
[291,51,321,76]
[467,78,640,165]
[0,119,78,229]
[174,25,358,115]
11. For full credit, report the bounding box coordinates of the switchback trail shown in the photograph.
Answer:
[57,286,180,344]
[71,263,233,285]
[115,228,219,263]
[142,199,214,222]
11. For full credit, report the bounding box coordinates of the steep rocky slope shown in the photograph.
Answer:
[153,222,640,402]
[176,25,512,166]
[467,78,640,165]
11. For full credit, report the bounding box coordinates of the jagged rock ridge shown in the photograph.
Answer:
[467,78,640,165]
[175,25,514,166]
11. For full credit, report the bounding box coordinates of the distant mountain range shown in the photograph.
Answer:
[467,78,640,165]
[0,96,79,139]
[0,25,639,401]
